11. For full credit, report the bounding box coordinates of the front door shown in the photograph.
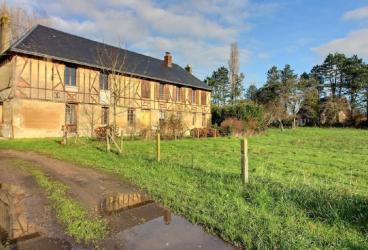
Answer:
[65,103,77,133]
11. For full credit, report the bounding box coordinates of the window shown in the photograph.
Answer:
[100,72,108,90]
[141,80,150,98]
[202,113,206,127]
[65,104,77,133]
[101,107,109,125]
[159,83,165,100]
[127,108,135,126]
[177,112,182,120]
[64,65,77,86]
[159,110,166,121]
[192,113,196,126]
[0,101,3,124]
[201,91,207,105]
[175,87,181,102]
[191,89,196,104]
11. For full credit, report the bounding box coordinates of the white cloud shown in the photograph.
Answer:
[312,29,368,58]
[8,0,275,79]
[343,6,368,21]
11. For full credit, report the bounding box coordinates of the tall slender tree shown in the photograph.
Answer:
[228,42,244,103]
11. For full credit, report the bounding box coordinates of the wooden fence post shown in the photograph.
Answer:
[120,130,123,153]
[241,138,249,184]
[106,128,111,152]
[61,125,68,145]
[156,132,161,162]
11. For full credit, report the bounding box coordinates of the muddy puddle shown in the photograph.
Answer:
[102,195,235,250]
[0,184,77,250]
[1,188,235,249]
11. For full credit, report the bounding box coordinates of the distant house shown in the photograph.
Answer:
[0,11,211,138]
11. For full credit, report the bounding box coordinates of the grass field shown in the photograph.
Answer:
[1,128,367,249]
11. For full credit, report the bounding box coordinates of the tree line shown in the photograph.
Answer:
[206,53,368,129]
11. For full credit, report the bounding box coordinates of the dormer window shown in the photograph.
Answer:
[64,65,76,87]
[100,72,108,90]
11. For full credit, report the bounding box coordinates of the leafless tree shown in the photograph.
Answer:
[96,42,150,138]
[229,42,239,102]
[0,4,51,43]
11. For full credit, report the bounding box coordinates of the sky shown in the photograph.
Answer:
[8,0,368,87]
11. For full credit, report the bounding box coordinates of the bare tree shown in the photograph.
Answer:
[228,42,244,103]
[96,42,149,138]
[0,4,51,43]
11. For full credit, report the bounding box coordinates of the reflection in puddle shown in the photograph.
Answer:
[104,203,234,250]
[0,184,39,243]
[95,192,153,215]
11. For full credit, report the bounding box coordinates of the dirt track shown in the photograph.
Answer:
[0,150,140,210]
[0,150,235,250]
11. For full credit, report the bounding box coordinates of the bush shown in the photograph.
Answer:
[159,114,186,139]
[190,128,219,138]
[212,102,266,134]
[94,126,108,140]
[220,118,245,136]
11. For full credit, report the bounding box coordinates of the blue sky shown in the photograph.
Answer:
[9,0,368,87]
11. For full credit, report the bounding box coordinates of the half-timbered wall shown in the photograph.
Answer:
[1,55,211,138]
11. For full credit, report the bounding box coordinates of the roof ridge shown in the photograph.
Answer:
[9,24,211,91]
[35,24,169,65]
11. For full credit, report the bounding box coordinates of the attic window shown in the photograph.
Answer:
[64,65,76,87]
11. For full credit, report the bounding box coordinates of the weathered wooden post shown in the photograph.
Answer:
[156,132,161,162]
[106,127,111,152]
[241,138,249,184]
[120,129,123,153]
[61,125,67,145]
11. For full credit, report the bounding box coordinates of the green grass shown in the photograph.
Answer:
[1,128,368,249]
[10,160,107,244]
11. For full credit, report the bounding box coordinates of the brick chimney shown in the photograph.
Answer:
[164,52,172,67]
[0,8,11,53]
[185,64,192,74]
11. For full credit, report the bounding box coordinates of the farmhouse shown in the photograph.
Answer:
[0,11,211,138]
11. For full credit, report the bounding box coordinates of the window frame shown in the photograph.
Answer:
[141,80,151,99]
[100,72,109,90]
[101,107,109,125]
[64,65,77,87]
[201,91,207,105]
[159,110,166,121]
[0,101,3,124]
[127,108,136,126]
[191,89,196,104]
[202,113,206,127]
[175,86,181,102]
[159,83,165,100]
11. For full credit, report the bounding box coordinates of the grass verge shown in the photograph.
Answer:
[1,128,368,249]
[12,160,107,244]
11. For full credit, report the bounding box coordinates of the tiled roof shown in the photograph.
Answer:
[9,25,211,91]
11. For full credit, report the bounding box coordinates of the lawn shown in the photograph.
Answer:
[1,128,367,249]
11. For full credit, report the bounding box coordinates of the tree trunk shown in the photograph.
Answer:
[292,117,296,129]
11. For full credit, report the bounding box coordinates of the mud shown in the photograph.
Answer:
[0,156,81,249]
[0,150,235,249]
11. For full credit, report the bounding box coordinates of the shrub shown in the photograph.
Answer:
[159,114,186,139]
[94,126,108,140]
[190,128,219,138]
[220,118,245,136]
[212,102,266,134]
